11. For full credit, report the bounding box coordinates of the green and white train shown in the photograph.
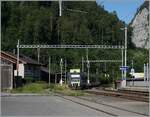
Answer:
[68,69,87,89]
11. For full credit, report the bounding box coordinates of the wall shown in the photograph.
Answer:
[126,80,149,87]
[24,64,40,79]
[1,65,13,89]
[14,63,24,78]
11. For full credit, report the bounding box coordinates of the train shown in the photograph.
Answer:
[68,68,100,89]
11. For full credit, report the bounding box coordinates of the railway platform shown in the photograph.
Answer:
[120,86,149,92]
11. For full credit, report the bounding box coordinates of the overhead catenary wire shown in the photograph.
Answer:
[63,8,88,14]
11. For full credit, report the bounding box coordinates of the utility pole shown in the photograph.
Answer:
[149,0,150,81]
[147,0,150,109]
[131,60,133,69]
[82,57,84,72]
[55,74,57,84]
[17,40,20,76]
[49,57,51,86]
[120,26,127,87]
[58,0,62,44]
[131,60,134,86]
[96,68,98,83]
[144,64,146,81]
[60,58,63,86]
[124,26,127,81]
[59,0,62,16]
[131,60,134,78]
[104,62,106,72]
[37,47,40,63]
[86,48,88,61]
[87,60,90,84]
[13,49,15,54]
[65,59,67,84]
[121,49,124,80]
[86,48,90,84]
[147,63,149,81]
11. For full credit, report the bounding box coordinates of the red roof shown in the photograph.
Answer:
[1,51,41,65]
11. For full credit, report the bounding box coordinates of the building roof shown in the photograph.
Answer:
[20,54,41,65]
[1,51,42,65]
[40,66,49,73]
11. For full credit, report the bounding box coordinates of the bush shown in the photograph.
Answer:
[49,84,86,96]
[25,77,34,83]
[11,82,86,96]
[11,82,49,93]
[53,84,69,91]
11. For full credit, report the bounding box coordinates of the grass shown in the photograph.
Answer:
[11,82,87,96]
[11,81,49,94]
[49,84,87,96]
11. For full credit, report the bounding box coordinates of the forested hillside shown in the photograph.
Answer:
[2,1,126,48]
[1,1,148,79]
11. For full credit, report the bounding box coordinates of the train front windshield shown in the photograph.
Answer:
[70,74,81,87]
[71,78,80,82]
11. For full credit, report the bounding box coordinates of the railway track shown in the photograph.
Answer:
[118,89,149,96]
[55,94,149,116]
[57,95,117,116]
[85,89,149,102]
[77,96,148,116]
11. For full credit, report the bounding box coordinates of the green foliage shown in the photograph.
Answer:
[128,49,149,72]
[49,84,86,96]
[25,77,34,83]
[11,82,49,93]
[2,1,149,84]
[2,1,125,50]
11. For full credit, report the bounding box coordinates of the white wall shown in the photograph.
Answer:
[127,81,149,87]
[14,63,25,78]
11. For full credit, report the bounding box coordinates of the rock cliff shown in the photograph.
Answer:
[131,1,149,49]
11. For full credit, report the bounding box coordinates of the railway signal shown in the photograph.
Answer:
[60,58,63,86]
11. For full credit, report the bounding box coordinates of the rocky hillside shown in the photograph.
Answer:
[131,1,149,49]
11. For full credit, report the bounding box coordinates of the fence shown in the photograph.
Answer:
[1,65,13,90]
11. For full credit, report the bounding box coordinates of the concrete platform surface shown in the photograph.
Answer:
[121,86,149,92]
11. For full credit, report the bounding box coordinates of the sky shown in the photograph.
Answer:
[96,0,145,24]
